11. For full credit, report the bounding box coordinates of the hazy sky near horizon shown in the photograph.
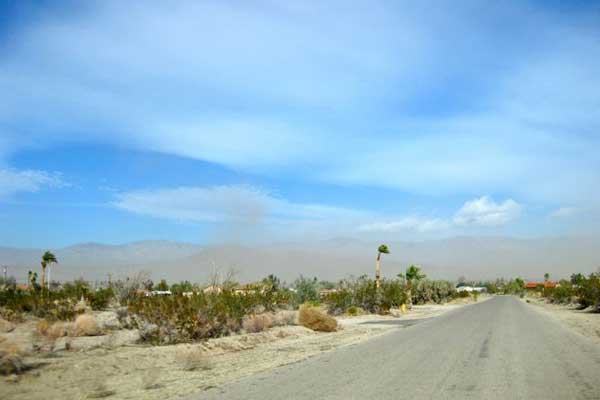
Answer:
[1,0,599,248]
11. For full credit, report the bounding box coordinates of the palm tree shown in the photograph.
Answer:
[544,272,550,283]
[405,265,426,307]
[41,251,58,291]
[375,244,390,288]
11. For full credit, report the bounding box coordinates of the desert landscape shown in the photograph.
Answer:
[2,0,600,398]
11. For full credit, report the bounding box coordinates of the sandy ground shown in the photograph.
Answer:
[523,297,600,345]
[1,300,482,400]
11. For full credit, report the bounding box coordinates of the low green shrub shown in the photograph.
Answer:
[127,289,289,343]
[323,275,408,315]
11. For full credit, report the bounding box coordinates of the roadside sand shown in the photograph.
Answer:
[1,300,481,400]
[523,297,600,344]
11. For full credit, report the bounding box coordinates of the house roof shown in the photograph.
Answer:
[524,282,558,289]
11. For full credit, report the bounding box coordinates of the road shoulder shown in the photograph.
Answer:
[522,297,600,345]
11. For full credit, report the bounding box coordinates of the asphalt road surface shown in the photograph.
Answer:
[190,296,600,399]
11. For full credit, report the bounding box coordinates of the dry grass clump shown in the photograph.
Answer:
[36,319,50,335]
[272,310,297,326]
[176,346,213,371]
[298,305,337,332]
[242,314,273,333]
[75,314,102,336]
[47,321,76,339]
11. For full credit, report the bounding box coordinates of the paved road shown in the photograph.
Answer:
[190,296,600,399]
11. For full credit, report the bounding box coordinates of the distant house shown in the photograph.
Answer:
[524,282,559,290]
[456,286,486,293]
[318,288,338,298]
[147,290,172,296]
[234,283,268,295]
[202,285,222,294]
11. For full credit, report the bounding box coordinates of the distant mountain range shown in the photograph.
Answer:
[1,236,599,284]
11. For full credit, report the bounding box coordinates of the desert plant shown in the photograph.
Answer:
[242,313,273,333]
[298,305,337,332]
[576,273,600,311]
[36,319,50,335]
[272,310,297,326]
[292,275,319,306]
[40,251,58,291]
[46,321,76,339]
[88,287,115,310]
[74,314,102,336]
[375,244,390,288]
[176,346,213,371]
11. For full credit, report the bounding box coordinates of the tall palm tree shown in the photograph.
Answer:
[544,272,550,283]
[41,251,57,291]
[375,244,390,288]
[405,264,426,307]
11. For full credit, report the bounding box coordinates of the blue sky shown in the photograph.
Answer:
[1,0,599,248]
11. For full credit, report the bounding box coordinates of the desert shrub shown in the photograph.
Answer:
[74,314,102,336]
[298,305,337,332]
[36,319,49,335]
[46,299,78,321]
[47,321,76,339]
[323,275,408,315]
[0,287,78,321]
[325,288,353,315]
[127,288,288,343]
[292,276,319,306]
[345,306,365,316]
[454,290,471,299]
[242,314,273,333]
[545,281,575,304]
[170,281,195,295]
[61,279,90,299]
[88,288,115,310]
[412,280,456,305]
[272,310,297,326]
[176,346,213,371]
[111,271,152,304]
[576,273,600,311]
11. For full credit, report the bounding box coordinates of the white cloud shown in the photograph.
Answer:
[113,185,365,224]
[0,168,66,198]
[549,207,576,218]
[112,184,460,241]
[453,196,522,227]
[1,1,599,208]
[357,217,450,233]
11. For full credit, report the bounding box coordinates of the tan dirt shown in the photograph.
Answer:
[0,299,482,400]
[523,297,600,345]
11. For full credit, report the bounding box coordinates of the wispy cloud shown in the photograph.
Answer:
[113,185,366,224]
[113,185,522,241]
[357,217,450,234]
[0,0,599,209]
[549,207,577,218]
[453,196,522,227]
[0,168,66,198]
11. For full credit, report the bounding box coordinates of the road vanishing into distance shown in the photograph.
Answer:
[190,296,600,400]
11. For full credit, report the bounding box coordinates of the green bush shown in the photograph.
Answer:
[412,280,456,304]
[454,290,471,298]
[323,275,408,315]
[576,273,600,310]
[127,288,289,344]
[88,287,115,310]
